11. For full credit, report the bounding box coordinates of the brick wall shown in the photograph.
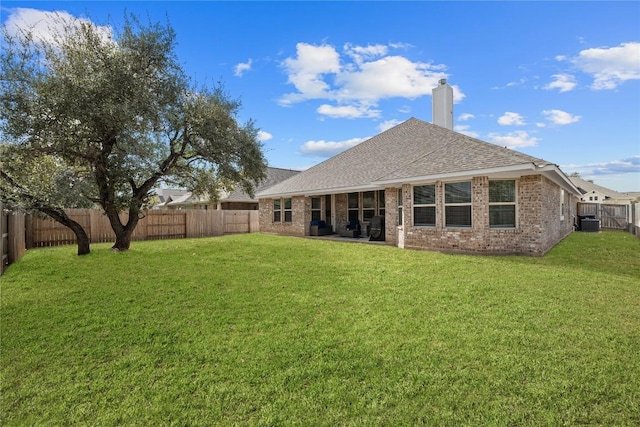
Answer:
[258,174,575,255]
[334,194,348,229]
[258,196,308,236]
[384,186,399,246]
[402,175,573,255]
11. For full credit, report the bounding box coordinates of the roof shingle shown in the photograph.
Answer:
[258,118,554,197]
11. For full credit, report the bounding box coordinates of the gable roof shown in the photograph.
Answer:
[223,167,300,202]
[258,118,579,198]
[154,188,190,206]
[569,176,636,202]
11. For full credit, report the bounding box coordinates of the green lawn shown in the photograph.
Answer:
[1,231,639,426]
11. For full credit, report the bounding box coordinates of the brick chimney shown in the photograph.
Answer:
[432,79,453,130]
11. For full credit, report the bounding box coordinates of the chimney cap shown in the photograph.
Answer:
[439,78,447,85]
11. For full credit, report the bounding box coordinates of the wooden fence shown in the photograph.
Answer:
[632,203,640,238]
[1,202,26,276]
[0,208,258,275]
[577,203,631,230]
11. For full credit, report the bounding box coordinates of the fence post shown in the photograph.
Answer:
[0,201,5,275]
[8,212,26,264]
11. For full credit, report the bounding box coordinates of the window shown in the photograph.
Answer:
[273,199,281,222]
[397,189,403,226]
[445,182,471,227]
[324,195,332,227]
[413,184,436,226]
[362,191,375,221]
[489,180,516,228]
[560,189,565,221]
[348,192,359,221]
[378,190,385,217]
[311,197,322,221]
[284,198,292,222]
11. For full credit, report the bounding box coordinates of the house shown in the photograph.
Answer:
[257,80,582,256]
[569,176,637,205]
[154,167,300,210]
[218,167,301,210]
[153,188,194,209]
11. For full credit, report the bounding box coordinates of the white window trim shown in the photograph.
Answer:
[444,181,472,228]
[283,198,292,223]
[489,180,518,229]
[413,184,436,227]
[273,199,282,223]
[311,197,322,221]
[397,188,403,227]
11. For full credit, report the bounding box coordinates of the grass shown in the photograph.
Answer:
[1,231,639,426]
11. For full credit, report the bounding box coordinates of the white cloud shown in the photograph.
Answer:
[343,43,388,64]
[573,42,640,90]
[257,130,272,142]
[278,42,465,118]
[498,112,526,126]
[488,131,539,148]
[458,113,475,121]
[454,125,479,138]
[317,104,381,119]
[563,156,640,175]
[335,55,453,102]
[234,59,252,77]
[544,73,577,93]
[506,78,527,87]
[279,43,341,105]
[542,109,581,125]
[3,7,113,46]
[377,119,402,132]
[299,137,369,157]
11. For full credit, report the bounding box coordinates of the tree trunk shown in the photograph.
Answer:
[105,205,141,252]
[112,226,134,251]
[41,208,90,255]
[0,171,90,254]
[68,220,91,256]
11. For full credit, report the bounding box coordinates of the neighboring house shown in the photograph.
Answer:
[154,167,300,210]
[569,176,637,204]
[153,188,194,209]
[218,167,301,210]
[155,190,213,210]
[625,192,640,203]
[257,80,582,256]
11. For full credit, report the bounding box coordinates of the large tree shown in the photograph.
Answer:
[0,13,267,252]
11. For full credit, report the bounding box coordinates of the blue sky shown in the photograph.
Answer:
[2,1,639,192]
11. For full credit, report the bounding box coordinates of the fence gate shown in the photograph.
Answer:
[578,203,629,230]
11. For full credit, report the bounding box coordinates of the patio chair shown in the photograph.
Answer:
[309,220,332,236]
[339,219,361,238]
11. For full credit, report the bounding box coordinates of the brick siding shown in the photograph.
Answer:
[258,174,576,255]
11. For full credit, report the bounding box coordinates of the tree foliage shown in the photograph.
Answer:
[0,13,267,253]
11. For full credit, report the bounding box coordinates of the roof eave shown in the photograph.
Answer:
[537,164,583,196]
[258,163,583,199]
[373,163,543,186]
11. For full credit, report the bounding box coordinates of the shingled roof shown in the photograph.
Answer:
[569,176,636,203]
[258,118,577,198]
[223,167,300,202]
